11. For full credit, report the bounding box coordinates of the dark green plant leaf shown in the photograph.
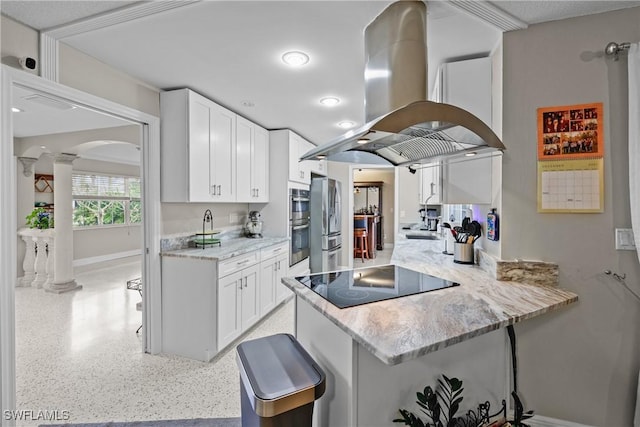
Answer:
[394,409,427,427]
[449,377,463,392]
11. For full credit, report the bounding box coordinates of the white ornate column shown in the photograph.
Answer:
[18,232,36,287]
[45,153,82,293]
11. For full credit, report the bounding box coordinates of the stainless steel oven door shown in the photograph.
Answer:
[290,189,310,223]
[290,221,310,266]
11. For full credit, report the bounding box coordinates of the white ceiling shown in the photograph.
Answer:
[3,0,640,163]
[12,85,133,138]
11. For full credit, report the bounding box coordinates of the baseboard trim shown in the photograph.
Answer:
[527,415,594,427]
[73,250,141,267]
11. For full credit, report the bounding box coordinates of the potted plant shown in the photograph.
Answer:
[394,374,514,427]
[26,207,53,229]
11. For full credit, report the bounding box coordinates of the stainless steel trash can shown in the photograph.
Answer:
[236,333,326,427]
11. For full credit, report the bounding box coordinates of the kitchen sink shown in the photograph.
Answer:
[405,234,439,240]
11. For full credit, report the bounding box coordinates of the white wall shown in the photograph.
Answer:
[502,7,640,426]
[59,43,160,117]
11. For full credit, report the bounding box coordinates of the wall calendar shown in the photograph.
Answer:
[536,102,604,213]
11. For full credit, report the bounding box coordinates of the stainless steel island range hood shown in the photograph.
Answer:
[301,1,505,167]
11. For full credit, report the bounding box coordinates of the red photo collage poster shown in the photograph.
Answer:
[537,102,603,160]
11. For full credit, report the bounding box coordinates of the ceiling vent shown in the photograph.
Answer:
[22,94,76,111]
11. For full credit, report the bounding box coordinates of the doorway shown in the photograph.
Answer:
[0,67,161,418]
[351,167,395,266]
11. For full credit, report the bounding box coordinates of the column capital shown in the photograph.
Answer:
[53,153,78,164]
[18,157,38,177]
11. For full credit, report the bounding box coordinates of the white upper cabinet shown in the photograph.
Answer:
[440,56,492,126]
[288,132,311,184]
[237,116,269,202]
[161,89,235,202]
[161,88,269,203]
[209,101,237,202]
[439,57,494,205]
[271,130,318,185]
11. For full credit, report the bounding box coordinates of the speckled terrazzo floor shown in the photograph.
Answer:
[14,257,294,427]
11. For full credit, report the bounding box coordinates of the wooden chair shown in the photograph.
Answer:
[354,228,369,262]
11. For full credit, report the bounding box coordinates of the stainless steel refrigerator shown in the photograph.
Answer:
[310,177,342,273]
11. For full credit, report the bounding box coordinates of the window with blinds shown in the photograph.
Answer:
[72,173,141,228]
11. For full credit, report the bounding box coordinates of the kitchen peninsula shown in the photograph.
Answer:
[281,236,577,426]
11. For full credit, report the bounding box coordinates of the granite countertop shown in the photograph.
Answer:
[161,236,289,261]
[281,236,578,366]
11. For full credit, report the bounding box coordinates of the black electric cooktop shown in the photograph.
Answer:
[295,264,460,309]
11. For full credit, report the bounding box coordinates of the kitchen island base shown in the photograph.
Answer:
[295,297,510,427]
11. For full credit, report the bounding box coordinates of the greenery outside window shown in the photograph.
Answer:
[72,173,141,228]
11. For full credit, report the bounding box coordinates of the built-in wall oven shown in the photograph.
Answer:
[289,188,310,266]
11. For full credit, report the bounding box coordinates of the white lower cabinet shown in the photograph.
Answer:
[274,253,291,303]
[217,263,260,351]
[162,242,291,362]
[260,243,290,315]
[261,252,290,314]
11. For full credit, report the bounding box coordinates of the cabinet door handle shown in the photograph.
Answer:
[244,277,248,288]
[256,188,259,197]
[237,259,250,267]
[217,185,221,195]
[238,280,243,290]
[211,185,216,195]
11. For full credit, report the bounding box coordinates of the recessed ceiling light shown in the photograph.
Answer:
[316,155,327,160]
[40,146,47,150]
[282,51,310,67]
[465,152,477,157]
[338,121,355,129]
[357,138,370,144]
[320,97,340,107]
[12,107,23,113]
